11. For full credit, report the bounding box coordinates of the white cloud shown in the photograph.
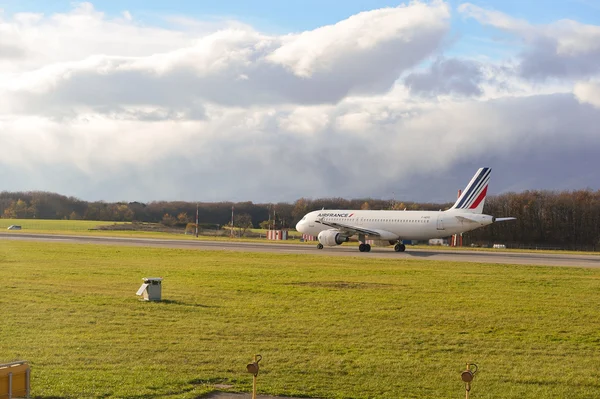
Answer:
[459,3,600,79]
[404,57,484,97]
[277,106,332,135]
[1,1,450,114]
[0,1,599,202]
[0,2,193,72]
[458,3,531,33]
[2,87,599,202]
[574,80,600,108]
[267,2,449,78]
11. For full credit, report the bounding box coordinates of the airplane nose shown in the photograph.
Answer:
[296,220,304,232]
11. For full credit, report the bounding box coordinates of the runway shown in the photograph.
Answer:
[2,232,599,268]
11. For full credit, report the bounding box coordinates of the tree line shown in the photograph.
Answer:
[1,190,599,251]
[464,190,600,251]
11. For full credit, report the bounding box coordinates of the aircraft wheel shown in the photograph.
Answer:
[394,243,406,252]
[359,243,366,252]
[365,244,371,252]
[317,243,324,249]
[399,244,406,252]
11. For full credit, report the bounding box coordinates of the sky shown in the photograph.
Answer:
[1,0,599,204]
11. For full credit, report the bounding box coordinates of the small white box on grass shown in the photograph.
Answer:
[136,277,162,301]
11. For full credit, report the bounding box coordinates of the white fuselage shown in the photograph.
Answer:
[296,209,494,241]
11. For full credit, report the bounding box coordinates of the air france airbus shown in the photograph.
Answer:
[295,167,515,252]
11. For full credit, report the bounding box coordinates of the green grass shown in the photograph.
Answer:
[0,219,126,231]
[1,240,600,398]
[0,219,306,243]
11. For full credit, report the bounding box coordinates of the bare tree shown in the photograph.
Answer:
[234,213,253,237]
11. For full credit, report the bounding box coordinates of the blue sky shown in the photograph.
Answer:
[2,0,598,62]
[2,0,599,29]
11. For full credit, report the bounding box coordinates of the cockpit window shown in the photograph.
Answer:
[301,217,306,221]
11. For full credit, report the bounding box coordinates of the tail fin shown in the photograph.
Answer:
[449,167,491,214]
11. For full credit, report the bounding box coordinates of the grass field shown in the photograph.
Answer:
[1,240,600,399]
[0,220,302,236]
[0,219,127,231]
[0,219,284,243]
[0,219,305,242]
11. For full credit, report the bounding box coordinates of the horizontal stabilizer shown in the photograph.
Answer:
[494,217,516,222]
[455,215,480,224]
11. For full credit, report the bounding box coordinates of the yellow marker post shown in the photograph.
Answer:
[246,354,262,399]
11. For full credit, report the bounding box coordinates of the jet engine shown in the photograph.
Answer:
[318,229,349,246]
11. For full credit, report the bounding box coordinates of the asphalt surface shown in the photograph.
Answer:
[2,233,599,268]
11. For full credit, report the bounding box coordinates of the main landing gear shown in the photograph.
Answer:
[316,242,371,251]
[315,238,404,253]
[394,243,406,252]
[357,234,371,252]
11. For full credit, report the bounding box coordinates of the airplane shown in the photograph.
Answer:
[295,167,515,252]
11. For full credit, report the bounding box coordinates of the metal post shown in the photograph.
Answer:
[246,354,262,399]
[453,189,462,247]
[195,204,199,238]
[252,354,257,399]
[8,371,12,399]
[26,367,30,398]
[465,364,470,399]
[231,205,234,238]
[461,363,477,399]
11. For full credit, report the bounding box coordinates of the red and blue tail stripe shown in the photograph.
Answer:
[451,167,491,212]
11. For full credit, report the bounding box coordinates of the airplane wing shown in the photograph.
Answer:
[315,219,397,240]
